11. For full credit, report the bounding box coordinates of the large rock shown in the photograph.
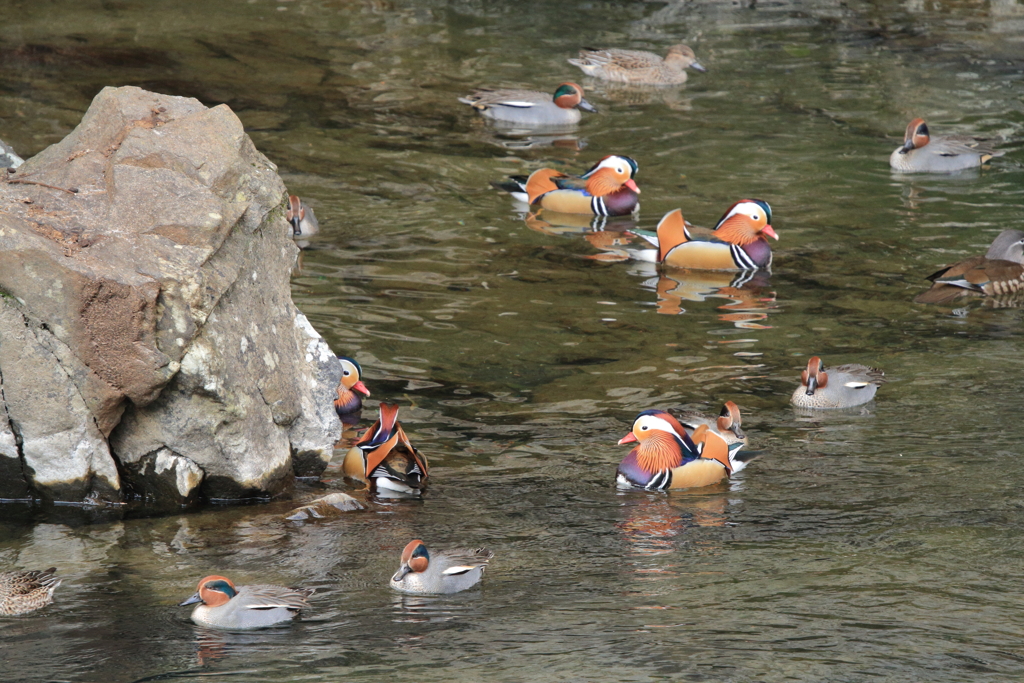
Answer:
[0,86,342,506]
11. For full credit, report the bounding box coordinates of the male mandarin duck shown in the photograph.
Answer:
[914,230,1024,304]
[568,44,706,85]
[334,356,370,416]
[286,195,319,238]
[179,575,313,629]
[890,118,1002,173]
[343,403,429,495]
[790,357,884,409]
[615,410,753,491]
[459,82,597,127]
[0,568,61,616]
[390,540,494,595]
[632,200,777,271]
[492,155,640,216]
[674,401,748,455]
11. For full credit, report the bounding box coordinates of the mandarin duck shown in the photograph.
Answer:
[492,155,640,216]
[179,575,313,629]
[673,401,749,457]
[0,568,60,616]
[568,44,706,85]
[334,356,370,416]
[632,201,776,271]
[791,357,884,409]
[890,118,1002,173]
[459,82,597,127]
[616,411,752,491]
[343,403,429,495]
[914,230,1024,304]
[390,540,494,595]
[286,195,319,238]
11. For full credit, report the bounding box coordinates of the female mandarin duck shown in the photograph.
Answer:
[568,44,706,85]
[633,200,777,271]
[0,568,60,616]
[390,540,494,595]
[286,195,319,238]
[334,356,370,416]
[459,82,597,127]
[890,118,1002,173]
[674,401,748,455]
[492,155,640,216]
[791,357,884,409]
[616,410,753,491]
[179,575,313,629]
[914,230,1024,304]
[343,403,429,495]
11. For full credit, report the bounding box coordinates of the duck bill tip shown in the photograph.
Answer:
[578,99,598,113]
[179,593,202,607]
[762,225,778,240]
[625,179,640,194]
[690,62,708,73]
[617,433,638,445]
[353,381,371,397]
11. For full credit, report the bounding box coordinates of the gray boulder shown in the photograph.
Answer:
[0,86,342,506]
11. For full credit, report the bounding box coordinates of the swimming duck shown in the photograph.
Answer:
[286,195,319,238]
[492,155,640,216]
[616,410,740,490]
[568,44,706,85]
[334,356,370,415]
[0,568,60,616]
[179,575,313,629]
[390,540,494,595]
[674,401,749,457]
[790,356,884,409]
[890,118,1002,173]
[632,201,776,271]
[343,403,429,495]
[914,230,1024,304]
[459,82,597,127]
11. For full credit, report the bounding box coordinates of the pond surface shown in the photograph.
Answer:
[3,0,1024,681]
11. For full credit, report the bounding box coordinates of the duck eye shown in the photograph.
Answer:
[343,370,351,376]
[641,425,648,430]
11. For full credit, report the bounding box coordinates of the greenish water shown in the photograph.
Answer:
[3,1,1024,681]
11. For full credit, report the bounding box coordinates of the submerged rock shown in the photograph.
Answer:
[285,492,365,521]
[0,86,342,506]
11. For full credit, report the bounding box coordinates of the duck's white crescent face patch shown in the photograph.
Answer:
[725,201,763,222]
[633,414,678,436]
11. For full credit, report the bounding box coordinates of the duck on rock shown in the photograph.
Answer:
[344,403,429,495]
[632,200,776,271]
[459,82,597,128]
[492,155,640,216]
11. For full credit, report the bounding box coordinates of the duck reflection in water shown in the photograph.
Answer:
[648,269,777,329]
[525,210,638,237]
[616,494,729,563]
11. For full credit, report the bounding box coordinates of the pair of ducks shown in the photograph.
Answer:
[460,44,706,127]
[618,356,885,491]
[495,156,778,272]
[180,540,494,629]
